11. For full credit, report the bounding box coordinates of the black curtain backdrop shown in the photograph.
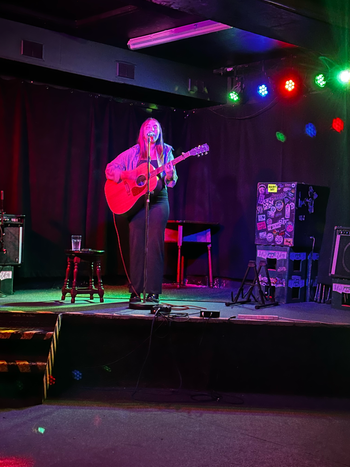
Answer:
[0,76,349,284]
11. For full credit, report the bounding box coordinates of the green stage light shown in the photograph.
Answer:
[229,90,240,102]
[338,69,350,84]
[276,132,286,142]
[315,73,327,88]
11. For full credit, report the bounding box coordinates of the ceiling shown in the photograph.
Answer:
[0,0,348,107]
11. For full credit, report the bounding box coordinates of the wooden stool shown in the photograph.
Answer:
[61,249,105,303]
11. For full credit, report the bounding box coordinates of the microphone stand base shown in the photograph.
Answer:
[129,301,154,311]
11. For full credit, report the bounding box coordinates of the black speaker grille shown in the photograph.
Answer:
[330,227,350,278]
[0,226,23,265]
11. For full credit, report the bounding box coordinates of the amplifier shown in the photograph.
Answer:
[0,214,25,265]
[329,227,350,278]
[2,214,25,226]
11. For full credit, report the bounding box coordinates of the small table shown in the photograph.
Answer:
[165,221,217,287]
[61,249,105,303]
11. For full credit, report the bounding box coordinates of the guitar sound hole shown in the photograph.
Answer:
[136,175,146,187]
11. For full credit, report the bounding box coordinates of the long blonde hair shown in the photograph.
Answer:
[137,118,164,163]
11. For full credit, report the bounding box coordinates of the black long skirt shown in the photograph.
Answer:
[127,187,169,295]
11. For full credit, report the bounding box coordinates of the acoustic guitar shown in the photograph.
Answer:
[105,143,209,215]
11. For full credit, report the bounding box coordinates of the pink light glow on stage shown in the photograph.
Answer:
[0,457,35,467]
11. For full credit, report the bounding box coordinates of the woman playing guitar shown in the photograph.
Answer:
[105,118,177,305]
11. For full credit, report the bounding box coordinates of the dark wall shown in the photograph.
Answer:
[51,314,350,398]
[0,77,349,284]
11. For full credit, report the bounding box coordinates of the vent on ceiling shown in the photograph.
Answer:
[21,40,44,60]
[116,62,135,79]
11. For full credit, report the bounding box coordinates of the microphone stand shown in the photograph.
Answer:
[142,134,152,305]
[129,136,154,310]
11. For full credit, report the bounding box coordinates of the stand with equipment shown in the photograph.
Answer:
[0,190,4,255]
[225,260,279,309]
[0,190,5,297]
[0,191,25,297]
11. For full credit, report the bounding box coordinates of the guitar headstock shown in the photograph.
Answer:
[188,143,210,158]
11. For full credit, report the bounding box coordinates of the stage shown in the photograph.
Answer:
[1,280,350,405]
[1,280,348,324]
[2,281,350,467]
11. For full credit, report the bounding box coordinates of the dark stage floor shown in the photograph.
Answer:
[1,392,350,467]
[0,280,349,325]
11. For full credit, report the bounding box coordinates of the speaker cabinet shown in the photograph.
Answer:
[329,227,350,278]
[256,245,308,303]
[255,182,329,251]
[0,225,24,265]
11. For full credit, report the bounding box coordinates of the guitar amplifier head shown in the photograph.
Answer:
[2,214,25,226]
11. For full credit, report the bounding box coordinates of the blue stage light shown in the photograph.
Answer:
[258,84,269,97]
[305,123,317,137]
[72,369,83,380]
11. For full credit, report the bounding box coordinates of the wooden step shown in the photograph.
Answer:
[0,359,47,373]
[0,312,62,406]
[0,327,53,340]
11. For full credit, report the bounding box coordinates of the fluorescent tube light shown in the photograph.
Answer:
[127,20,232,50]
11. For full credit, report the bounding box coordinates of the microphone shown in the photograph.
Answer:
[147,131,155,137]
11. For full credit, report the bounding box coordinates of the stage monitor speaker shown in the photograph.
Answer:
[0,225,23,265]
[329,226,350,278]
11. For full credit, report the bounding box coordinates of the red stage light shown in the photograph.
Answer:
[285,79,295,92]
[275,69,303,100]
[332,118,344,133]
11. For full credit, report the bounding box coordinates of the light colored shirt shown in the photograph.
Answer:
[105,143,177,188]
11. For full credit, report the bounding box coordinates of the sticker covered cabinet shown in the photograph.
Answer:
[255,182,329,252]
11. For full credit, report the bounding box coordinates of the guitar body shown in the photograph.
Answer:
[104,164,158,215]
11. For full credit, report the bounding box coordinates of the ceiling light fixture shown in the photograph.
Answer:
[127,20,232,50]
[228,77,244,103]
[257,83,269,97]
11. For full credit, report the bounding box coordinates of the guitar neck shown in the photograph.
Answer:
[151,152,188,178]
